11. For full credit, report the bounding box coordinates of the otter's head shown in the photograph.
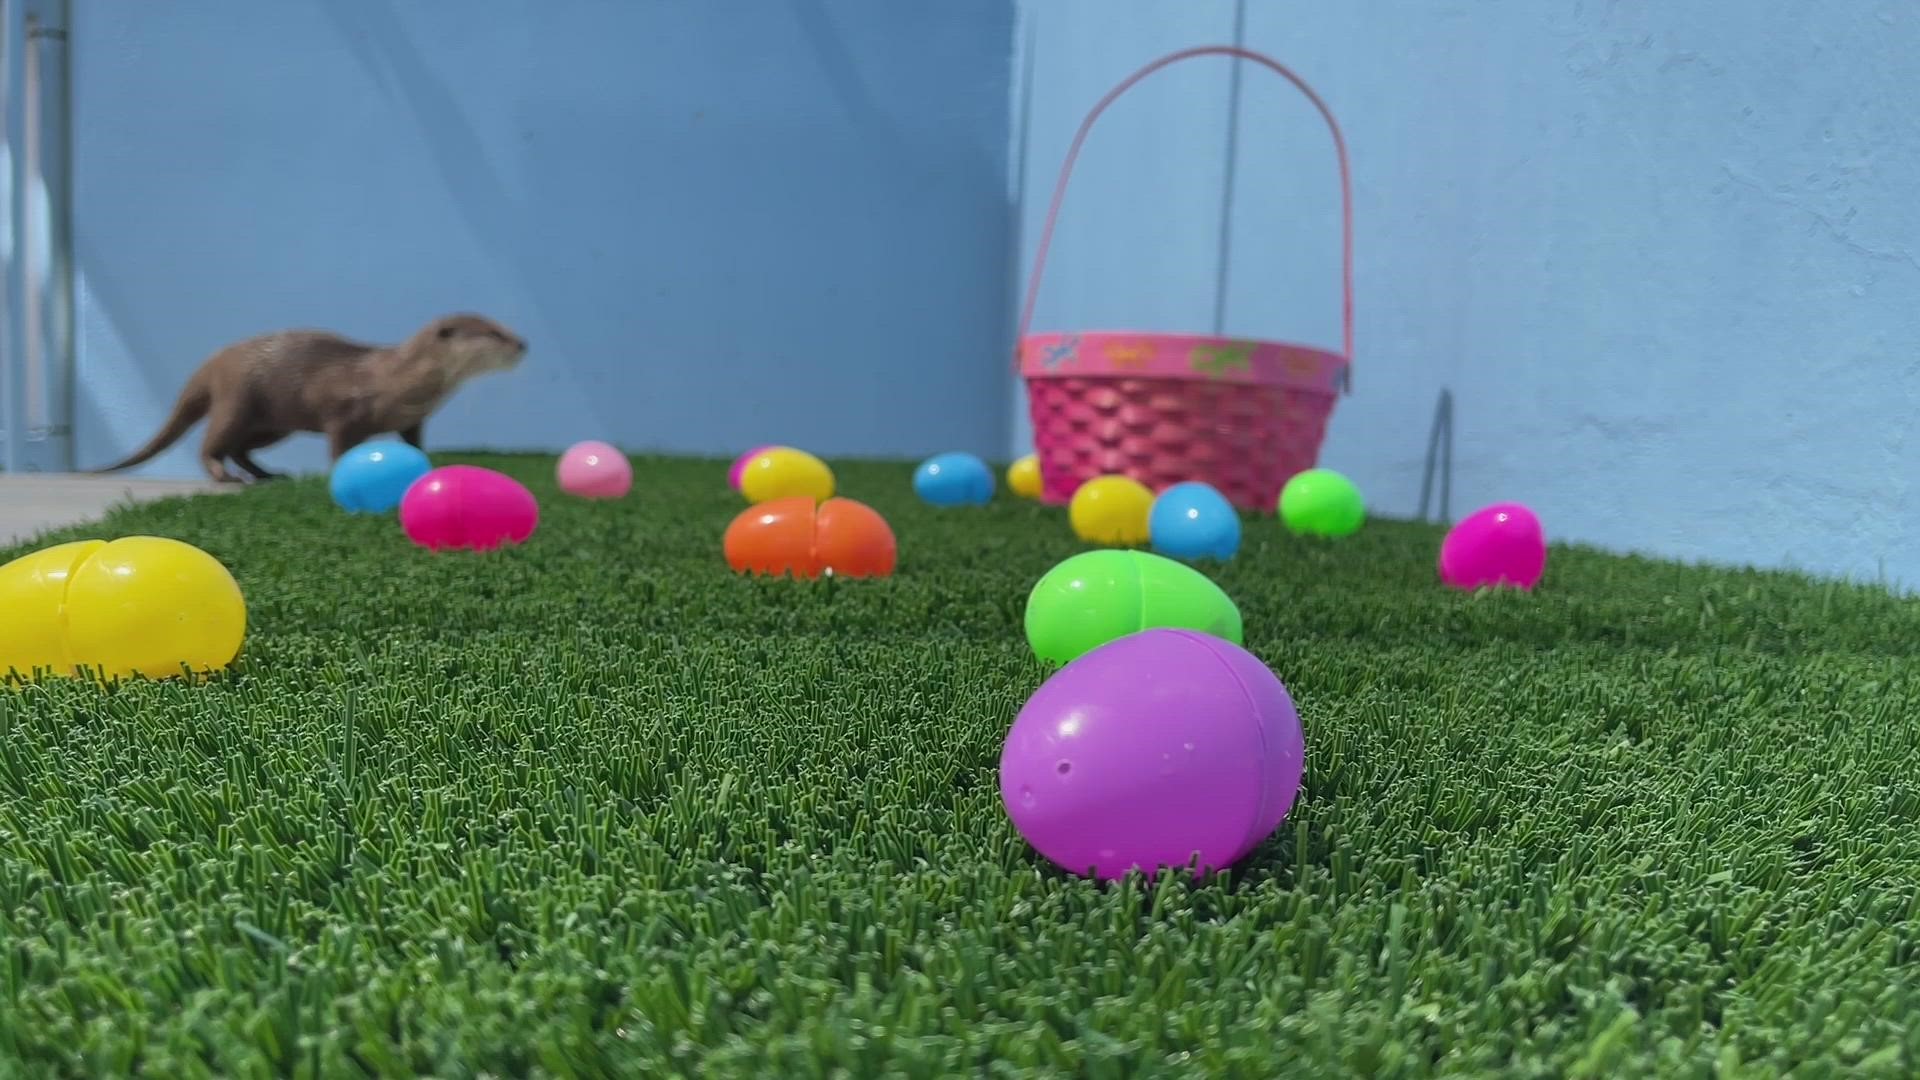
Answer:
[420,313,528,379]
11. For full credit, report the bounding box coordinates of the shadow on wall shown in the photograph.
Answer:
[73,0,1017,480]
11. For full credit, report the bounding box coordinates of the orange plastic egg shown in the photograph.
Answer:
[724,496,896,579]
[813,498,898,578]
[724,496,819,578]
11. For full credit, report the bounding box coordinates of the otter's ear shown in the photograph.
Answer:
[437,324,458,340]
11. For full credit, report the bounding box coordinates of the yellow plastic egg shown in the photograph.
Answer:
[739,447,835,504]
[0,539,106,680]
[1007,454,1043,500]
[1069,474,1155,546]
[0,535,247,684]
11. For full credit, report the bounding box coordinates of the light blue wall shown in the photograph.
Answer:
[1012,1,1920,586]
[73,0,1016,478]
[63,1,1920,585]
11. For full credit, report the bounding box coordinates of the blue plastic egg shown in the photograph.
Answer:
[1149,481,1242,561]
[330,440,433,513]
[913,451,995,507]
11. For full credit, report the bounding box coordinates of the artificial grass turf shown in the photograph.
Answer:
[1,454,1918,1078]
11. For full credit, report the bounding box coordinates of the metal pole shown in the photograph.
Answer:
[1210,0,1247,337]
[1005,5,1036,456]
[1,0,18,474]
[1417,387,1454,524]
[21,0,68,472]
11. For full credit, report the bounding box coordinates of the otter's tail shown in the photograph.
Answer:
[89,373,211,474]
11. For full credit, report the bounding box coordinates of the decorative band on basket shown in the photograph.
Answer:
[1020,331,1347,394]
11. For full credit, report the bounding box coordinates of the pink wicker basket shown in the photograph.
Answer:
[1017,46,1354,512]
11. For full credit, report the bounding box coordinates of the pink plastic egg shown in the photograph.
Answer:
[1439,502,1546,590]
[399,465,539,552]
[727,444,779,491]
[557,440,632,499]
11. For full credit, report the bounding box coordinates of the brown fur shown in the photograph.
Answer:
[91,313,527,483]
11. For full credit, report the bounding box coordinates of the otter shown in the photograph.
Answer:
[90,313,527,483]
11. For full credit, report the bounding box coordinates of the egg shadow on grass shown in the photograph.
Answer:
[1017,813,1332,907]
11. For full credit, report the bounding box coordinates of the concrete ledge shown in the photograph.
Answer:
[0,474,236,547]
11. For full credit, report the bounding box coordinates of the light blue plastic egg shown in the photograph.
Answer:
[1149,481,1242,561]
[330,440,433,514]
[913,451,995,507]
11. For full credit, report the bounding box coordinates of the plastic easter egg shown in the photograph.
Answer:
[1,536,246,683]
[1439,502,1546,591]
[64,537,249,682]
[399,465,540,552]
[724,495,897,579]
[724,497,816,578]
[0,539,107,680]
[557,439,633,499]
[740,447,835,505]
[1007,454,1043,500]
[728,444,780,491]
[329,440,432,514]
[999,628,1305,880]
[1279,469,1366,538]
[1149,481,1242,561]
[813,498,899,578]
[913,451,994,507]
[1069,474,1154,546]
[1024,549,1242,666]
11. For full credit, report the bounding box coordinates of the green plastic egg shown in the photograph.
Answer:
[1023,549,1244,666]
[1279,469,1365,538]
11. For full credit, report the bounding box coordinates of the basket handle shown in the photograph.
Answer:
[1015,45,1354,390]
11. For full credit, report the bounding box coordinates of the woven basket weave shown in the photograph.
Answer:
[1016,46,1354,511]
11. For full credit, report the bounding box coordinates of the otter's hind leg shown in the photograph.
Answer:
[231,449,281,481]
[232,430,291,481]
[198,405,247,484]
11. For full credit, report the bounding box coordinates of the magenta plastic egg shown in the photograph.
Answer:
[728,444,780,491]
[1439,502,1546,590]
[399,465,540,552]
[557,440,632,499]
[999,628,1305,880]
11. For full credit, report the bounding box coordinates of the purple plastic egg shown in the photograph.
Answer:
[998,627,1305,880]
[1439,502,1546,591]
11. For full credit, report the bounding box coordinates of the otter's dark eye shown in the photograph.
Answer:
[438,325,458,340]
